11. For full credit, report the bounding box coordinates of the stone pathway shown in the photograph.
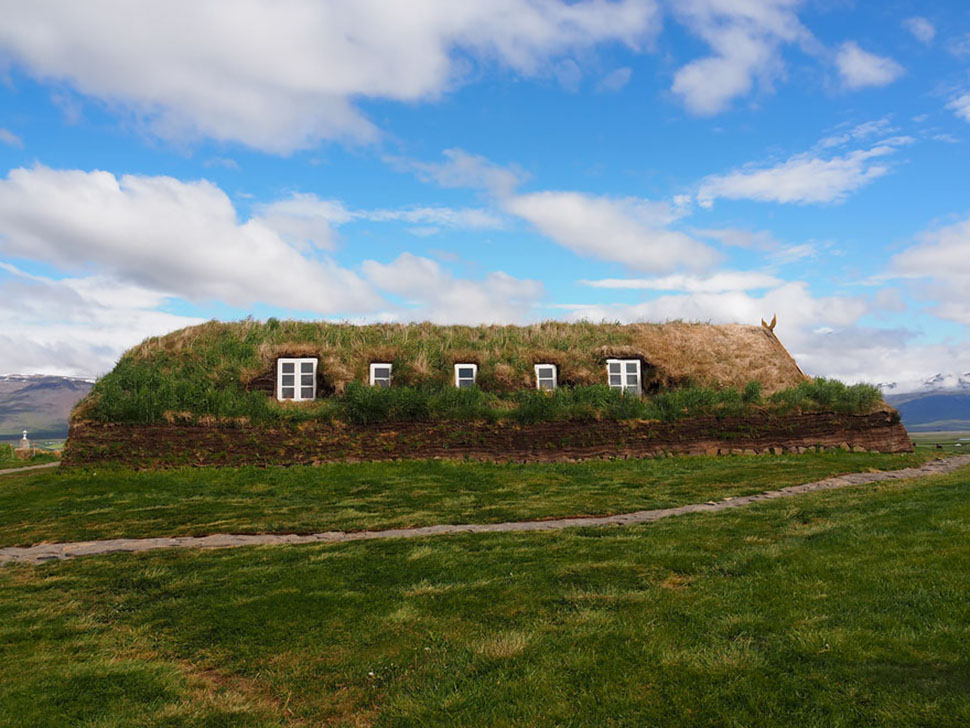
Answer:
[0,461,59,476]
[2,455,969,566]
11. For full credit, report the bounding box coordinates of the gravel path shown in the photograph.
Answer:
[0,461,60,476]
[2,455,968,566]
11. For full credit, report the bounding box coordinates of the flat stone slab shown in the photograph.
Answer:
[2,455,969,566]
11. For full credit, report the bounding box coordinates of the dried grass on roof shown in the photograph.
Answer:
[124,318,807,396]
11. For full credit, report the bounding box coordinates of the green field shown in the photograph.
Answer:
[910,431,970,454]
[0,443,59,471]
[1,460,969,726]
[0,451,928,547]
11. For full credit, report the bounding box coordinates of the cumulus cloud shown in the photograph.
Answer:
[669,0,813,115]
[0,0,659,152]
[835,42,904,89]
[0,263,205,377]
[0,166,378,313]
[362,253,543,324]
[697,137,911,206]
[892,216,970,326]
[506,191,721,272]
[902,17,935,44]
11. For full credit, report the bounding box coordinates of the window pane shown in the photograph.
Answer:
[281,387,294,399]
[458,379,473,388]
[300,387,315,399]
[281,362,295,373]
[538,367,552,378]
[626,373,638,385]
[608,362,621,373]
[539,380,553,390]
[609,375,622,386]
[458,367,474,379]
[625,361,638,373]
[376,378,390,388]
[281,374,294,386]
[301,362,314,373]
[624,385,638,395]
[374,367,390,378]
[300,374,314,386]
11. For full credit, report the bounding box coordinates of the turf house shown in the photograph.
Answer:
[64,319,912,468]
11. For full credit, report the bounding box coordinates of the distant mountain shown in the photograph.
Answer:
[0,375,94,438]
[884,389,970,432]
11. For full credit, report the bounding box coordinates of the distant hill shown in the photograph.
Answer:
[885,389,970,432]
[0,375,94,438]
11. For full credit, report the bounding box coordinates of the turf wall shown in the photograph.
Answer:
[64,411,912,468]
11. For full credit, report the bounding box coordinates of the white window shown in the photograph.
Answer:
[606,358,641,396]
[534,363,557,391]
[369,362,392,388]
[454,363,478,388]
[277,357,317,401]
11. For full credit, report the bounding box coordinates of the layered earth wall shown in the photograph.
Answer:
[64,410,911,468]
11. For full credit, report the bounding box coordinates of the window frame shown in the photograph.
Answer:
[453,362,478,388]
[606,358,642,396]
[534,363,558,391]
[276,357,318,402]
[369,362,393,388]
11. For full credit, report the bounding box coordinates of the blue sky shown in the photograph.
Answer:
[0,0,968,391]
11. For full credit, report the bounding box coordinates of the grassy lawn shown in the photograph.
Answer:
[0,451,929,546]
[1,464,969,726]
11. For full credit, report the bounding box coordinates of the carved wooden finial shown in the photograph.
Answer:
[761,314,777,332]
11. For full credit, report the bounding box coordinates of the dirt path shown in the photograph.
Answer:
[2,455,968,566]
[0,461,59,476]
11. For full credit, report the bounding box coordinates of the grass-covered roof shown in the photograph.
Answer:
[70,319,834,426]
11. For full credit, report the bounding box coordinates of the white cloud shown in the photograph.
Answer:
[362,253,543,324]
[0,128,22,148]
[817,117,897,149]
[697,138,911,206]
[506,191,721,272]
[392,148,528,197]
[0,0,659,153]
[0,263,205,377]
[693,227,779,250]
[254,195,353,251]
[946,33,970,58]
[363,206,502,229]
[0,166,377,313]
[561,280,865,330]
[947,93,970,123]
[596,66,632,92]
[892,216,970,326]
[669,0,813,115]
[255,192,503,251]
[582,270,782,292]
[835,41,904,90]
[556,279,970,389]
[204,157,241,171]
[902,17,935,44]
